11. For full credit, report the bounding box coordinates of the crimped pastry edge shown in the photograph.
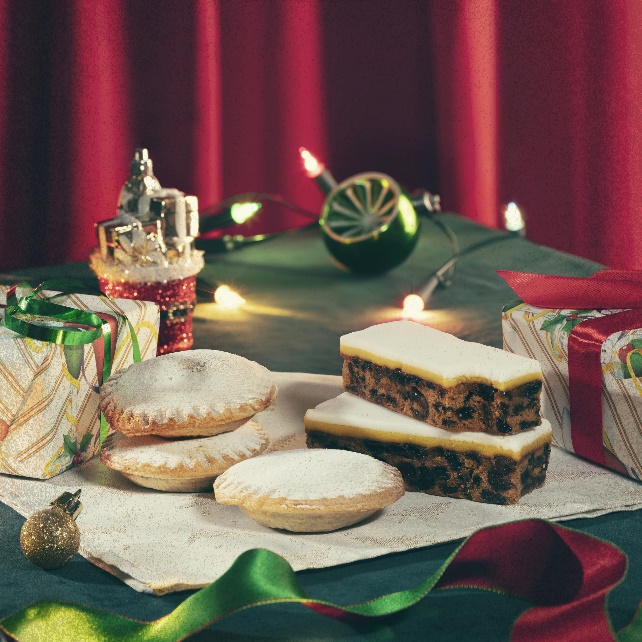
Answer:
[238,506,380,532]
[100,366,278,437]
[100,422,270,480]
[120,472,217,493]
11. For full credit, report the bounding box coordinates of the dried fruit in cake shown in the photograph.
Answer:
[100,349,277,437]
[214,449,404,532]
[304,393,552,504]
[100,421,270,492]
[341,321,543,435]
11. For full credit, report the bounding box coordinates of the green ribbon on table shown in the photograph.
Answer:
[1,279,141,444]
[1,519,641,642]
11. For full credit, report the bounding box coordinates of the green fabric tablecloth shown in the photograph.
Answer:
[1,214,639,640]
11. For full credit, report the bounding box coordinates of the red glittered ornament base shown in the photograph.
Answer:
[98,276,196,355]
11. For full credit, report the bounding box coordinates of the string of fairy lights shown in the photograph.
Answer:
[199,148,526,314]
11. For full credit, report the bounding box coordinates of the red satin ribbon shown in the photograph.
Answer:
[306,520,626,642]
[440,520,626,642]
[498,270,642,468]
[497,270,642,309]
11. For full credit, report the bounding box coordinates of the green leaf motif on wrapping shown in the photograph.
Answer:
[56,431,93,472]
[541,310,593,337]
[79,432,93,452]
[62,434,77,457]
[621,351,642,379]
[540,314,567,334]
[561,317,586,334]
[63,344,83,381]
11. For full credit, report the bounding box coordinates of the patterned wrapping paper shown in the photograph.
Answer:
[0,288,159,479]
[502,301,642,481]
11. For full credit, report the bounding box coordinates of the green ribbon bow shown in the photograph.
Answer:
[1,278,141,444]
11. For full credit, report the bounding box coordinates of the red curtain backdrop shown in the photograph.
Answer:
[0,0,640,270]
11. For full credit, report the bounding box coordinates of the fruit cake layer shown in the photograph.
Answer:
[341,321,543,435]
[304,393,552,505]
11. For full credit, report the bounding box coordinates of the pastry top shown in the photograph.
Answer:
[214,449,404,513]
[340,321,542,390]
[305,393,552,460]
[100,421,270,478]
[100,349,277,427]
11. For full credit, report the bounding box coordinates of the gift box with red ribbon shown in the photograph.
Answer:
[0,284,159,479]
[500,269,642,480]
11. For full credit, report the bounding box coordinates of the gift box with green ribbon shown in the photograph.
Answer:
[500,270,642,482]
[0,282,159,479]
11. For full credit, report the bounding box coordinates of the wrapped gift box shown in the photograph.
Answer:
[0,287,159,479]
[502,300,642,480]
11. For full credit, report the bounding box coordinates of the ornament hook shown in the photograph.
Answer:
[51,489,83,520]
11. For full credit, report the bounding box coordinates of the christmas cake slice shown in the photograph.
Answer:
[305,393,552,505]
[341,321,542,436]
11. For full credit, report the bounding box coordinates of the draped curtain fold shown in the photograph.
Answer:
[0,0,639,270]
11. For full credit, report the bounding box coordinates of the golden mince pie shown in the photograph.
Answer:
[100,349,278,437]
[100,421,270,492]
[214,448,404,532]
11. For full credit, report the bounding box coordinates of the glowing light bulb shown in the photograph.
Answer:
[504,202,525,233]
[299,147,338,194]
[214,285,246,309]
[230,202,262,225]
[299,147,324,178]
[402,294,425,318]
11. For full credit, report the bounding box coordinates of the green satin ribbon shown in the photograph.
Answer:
[0,524,641,642]
[1,279,141,444]
[0,546,458,642]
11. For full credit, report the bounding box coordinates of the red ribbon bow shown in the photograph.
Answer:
[498,270,642,468]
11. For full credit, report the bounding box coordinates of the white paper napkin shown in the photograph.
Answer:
[2,372,641,594]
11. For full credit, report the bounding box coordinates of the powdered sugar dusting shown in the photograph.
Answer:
[102,350,277,424]
[103,422,268,470]
[215,449,399,500]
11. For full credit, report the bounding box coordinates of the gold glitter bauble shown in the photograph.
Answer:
[20,507,80,570]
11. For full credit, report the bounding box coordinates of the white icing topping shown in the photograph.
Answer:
[89,248,204,284]
[305,393,551,455]
[103,422,267,470]
[215,449,398,500]
[340,321,541,388]
[102,350,276,424]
